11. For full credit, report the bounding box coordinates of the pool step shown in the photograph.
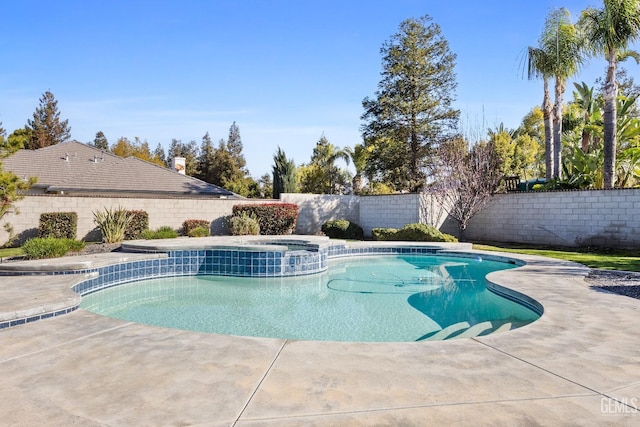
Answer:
[492,322,513,333]
[419,320,515,341]
[454,321,493,339]
[420,322,470,341]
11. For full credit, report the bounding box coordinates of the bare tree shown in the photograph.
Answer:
[429,137,501,236]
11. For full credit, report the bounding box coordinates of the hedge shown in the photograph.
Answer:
[38,212,78,239]
[232,203,298,235]
[321,219,364,240]
[124,210,149,240]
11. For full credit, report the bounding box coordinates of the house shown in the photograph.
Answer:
[3,141,239,198]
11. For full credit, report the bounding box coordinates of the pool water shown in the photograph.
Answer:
[80,255,540,342]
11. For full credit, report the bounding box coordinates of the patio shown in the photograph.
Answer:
[0,246,638,425]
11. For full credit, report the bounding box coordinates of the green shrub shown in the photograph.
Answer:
[93,206,132,243]
[141,226,179,240]
[321,219,364,240]
[22,237,85,260]
[182,219,210,236]
[232,203,298,235]
[227,213,260,235]
[371,227,399,241]
[372,223,457,243]
[38,212,78,239]
[187,226,210,237]
[124,210,149,240]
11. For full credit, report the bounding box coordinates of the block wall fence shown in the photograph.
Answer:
[450,189,640,248]
[2,189,638,249]
[0,196,269,244]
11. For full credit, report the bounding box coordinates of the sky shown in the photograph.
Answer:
[1,0,636,179]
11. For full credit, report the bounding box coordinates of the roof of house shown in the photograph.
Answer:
[3,141,238,198]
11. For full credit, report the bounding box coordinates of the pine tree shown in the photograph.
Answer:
[195,132,215,182]
[221,122,252,193]
[26,91,71,149]
[167,139,199,176]
[361,15,459,192]
[193,123,256,195]
[153,143,166,166]
[227,121,246,170]
[92,131,109,150]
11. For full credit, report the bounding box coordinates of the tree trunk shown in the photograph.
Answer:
[581,112,591,153]
[542,78,555,180]
[410,113,420,192]
[553,78,566,179]
[603,55,618,189]
[352,174,363,195]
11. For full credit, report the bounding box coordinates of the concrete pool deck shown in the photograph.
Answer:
[0,241,639,425]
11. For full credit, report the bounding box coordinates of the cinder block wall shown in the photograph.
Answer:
[3,189,639,248]
[1,196,269,244]
[280,193,360,234]
[359,194,422,235]
[454,189,640,248]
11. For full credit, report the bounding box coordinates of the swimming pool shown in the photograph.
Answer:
[80,253,540,342]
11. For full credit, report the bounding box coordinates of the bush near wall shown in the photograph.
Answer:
[23,237,85,259]
[182,219,210,236]
[321,219,364,240]
[227,213,260,235]
[141,226,179,239]
[372,223,457,243]
[38,212,78,239]
[187,226,210,237]
[124,210,149,240]
[232,203,298,235]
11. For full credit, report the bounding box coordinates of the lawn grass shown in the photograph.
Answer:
[474,243,640,272]
[0,247,24,258]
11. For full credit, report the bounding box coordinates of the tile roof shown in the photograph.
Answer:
[2,141,237,197]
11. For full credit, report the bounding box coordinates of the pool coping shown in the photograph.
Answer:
[1,238,639,425]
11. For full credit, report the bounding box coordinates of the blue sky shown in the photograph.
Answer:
[0,0,634,178]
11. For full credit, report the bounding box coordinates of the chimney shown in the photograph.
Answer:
[172,157,186,175]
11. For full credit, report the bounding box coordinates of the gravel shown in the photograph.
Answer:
[75,242,122,256]
[585,269,640,300]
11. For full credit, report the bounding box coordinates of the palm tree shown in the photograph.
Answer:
[526,46,556,179]
[543,9,584,179]
[345,144,368,194]
[572,82,602,152]
[308,135,351,194]
[527,9,584,180]
[580,0,640,189]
